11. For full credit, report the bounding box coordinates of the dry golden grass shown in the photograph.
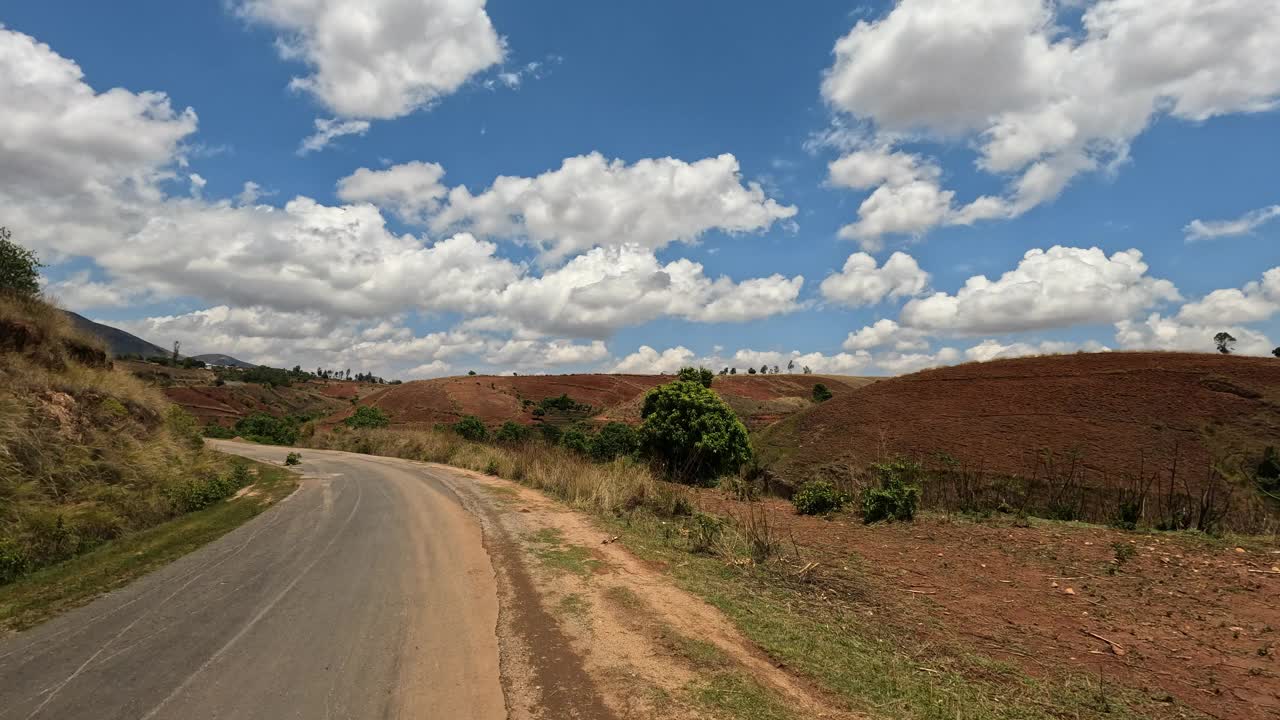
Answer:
[0,294,220,583]
[306,427,690,516]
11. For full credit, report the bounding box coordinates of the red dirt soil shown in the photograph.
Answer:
[345,373,875,430]
[162,382,357,426]
[696,489,1280,720]
[762,351,1280,486]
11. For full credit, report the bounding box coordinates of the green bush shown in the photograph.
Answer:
[203,424,236,439]
[589,422,639,462]
[792,480,850,515]
[861,459,923,523]
[344,405,390,429]
[234,413,300,445]
[0,227,42,298]
[453,415,489,442]
[167,465,251,513]
[0,539,31,585]
[285,452,301,466]
[538,423,563,444]
[1258,446,1280,494]
[677,366,715,388]
[559,428,592,455]
[640,380,752,484]
[495,420,531,444]
[812,383,833,403]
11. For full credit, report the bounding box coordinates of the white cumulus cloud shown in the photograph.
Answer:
[430,152,797,261]
[234,0,504,120]
[1184,205,1280,241]
[899,246,1180,334]
[821,0,1280,244]
[820,251,929,307]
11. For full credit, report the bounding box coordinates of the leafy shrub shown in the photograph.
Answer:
[538,423,562,444]
[689,513,723,554]
[812,383,833,403]
[539,393,590,414]
[559,428,591,455]
[165,406,204,450]
[344,405,390,429]
[861,458,923,523]
[237,365,294,387]
[453,415,489,442]
[285,452,301,466]
[203,424,236,439]
[589,422,639,462]
[0,227,42,297]
[495,420,531,444]
[234,413,300,445]
[0,539,31,585]
[484,459,500,476]
[677,366,715,388]
[1112,542,1136,566]
[1258,446,1280,494]
[167,464,252,513]
[792,480,850,515]
[640,380,752,485]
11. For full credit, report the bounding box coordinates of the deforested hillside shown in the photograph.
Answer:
[0,295,222,583]
[758,351,1280,530]
[332,372,876,431]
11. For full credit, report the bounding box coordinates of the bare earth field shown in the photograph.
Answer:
[340,372,875,431]
[694,489,1280,719]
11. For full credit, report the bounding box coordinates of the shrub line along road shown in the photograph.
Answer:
[0,441,612,719]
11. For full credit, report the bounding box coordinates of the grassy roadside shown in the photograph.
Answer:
[0,460,297,633]
[311,427,1212,720]
[606,511,1208,720]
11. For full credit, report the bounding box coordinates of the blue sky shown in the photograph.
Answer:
[3,1,1279,378]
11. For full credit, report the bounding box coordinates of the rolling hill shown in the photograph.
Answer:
[756,352,1280,526]
[332,373,876,431]
[191,353,256,368]
[61,311,168,358]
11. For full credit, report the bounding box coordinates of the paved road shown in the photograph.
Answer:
[0,442,509,720]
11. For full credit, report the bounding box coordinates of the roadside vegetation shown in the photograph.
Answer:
[305,362,1264,719]
[0,231,299,600]
[0,461,296,632]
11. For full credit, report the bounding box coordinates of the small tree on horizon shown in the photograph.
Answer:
[1214,331,1237,354]
[812,383,833,403]
[0,227,43,298]
[1272,347,1280,358]
[677,366,714,388]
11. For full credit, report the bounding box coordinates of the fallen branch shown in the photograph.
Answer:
[1246,569,1280,575]
[1082,629,1127,656]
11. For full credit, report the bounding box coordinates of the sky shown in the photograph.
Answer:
[3,0,1279,379]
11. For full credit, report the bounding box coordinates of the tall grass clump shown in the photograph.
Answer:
[306,427,683,517]
[0,293,223,584]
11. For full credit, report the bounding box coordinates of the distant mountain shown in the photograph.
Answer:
[192,353,256,369]
[62,311,169,358]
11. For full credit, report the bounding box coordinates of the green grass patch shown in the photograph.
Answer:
[556,592,590,619]
[610,511,1207,720]
[689,672,794,720]
[533,543,602,577]
[603,585,644,611]
[0,461,297,633]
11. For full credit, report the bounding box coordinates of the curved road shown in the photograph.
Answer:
[0,442,601,719]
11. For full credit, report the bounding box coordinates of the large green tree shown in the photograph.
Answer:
[0,228,43,297]
[639,379,752,484]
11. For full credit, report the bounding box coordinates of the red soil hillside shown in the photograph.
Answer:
[759,351,1280,493]
[338,373,875,430]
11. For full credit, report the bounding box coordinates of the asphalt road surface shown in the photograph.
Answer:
[0,442,520,720]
